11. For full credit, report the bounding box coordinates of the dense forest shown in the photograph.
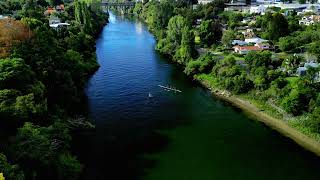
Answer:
[0,0,108,179]
[132,0,320,139]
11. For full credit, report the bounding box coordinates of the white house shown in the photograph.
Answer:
[233,45,262,54]
[49,16,70,30]
[49,16,61,25]
[232,40,248,46]
[49,23,70,30]
[297,62,319,77]
[245,37,268,44]
[250,5,266,14]
[233,42,269,54]
[0,15,9,20]
[299,15,320,26]
[198,0,214,4]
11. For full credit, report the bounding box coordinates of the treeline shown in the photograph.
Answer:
[133,0,224,63]
[133,1,320,135]
[0,0,108,179]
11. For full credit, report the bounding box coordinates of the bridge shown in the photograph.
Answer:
[100,1,136,8]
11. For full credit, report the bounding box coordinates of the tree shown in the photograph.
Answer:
[232,74,254,94]
[245,51,272,70]
[0,153,25,180]
[157,15,190,56]
[0,58,35,90]
[282,55,304,72]
[74,0,93,33]
[307,41,320,61]
[56,154,83,180]
[166,15,189,48]
[198,20,222,47]
[309,107,320,133]
[202,0,225,20]
[0,19,31,58]
[265,13,289,41]
[13,122,81,179]
[174,26,195,64]
[222,30,236,47]
[281,85,315,115]
[49,0,63,6]
[279,36,296,52]
[184,60,202,76]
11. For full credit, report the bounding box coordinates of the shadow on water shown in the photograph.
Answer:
[73,118,190,180]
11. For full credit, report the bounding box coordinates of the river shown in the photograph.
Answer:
[73,13,320,180]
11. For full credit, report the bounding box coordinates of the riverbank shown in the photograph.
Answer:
[195,74,320,156]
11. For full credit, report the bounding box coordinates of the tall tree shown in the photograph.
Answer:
[265,13,289,41]
[198,19,222,47]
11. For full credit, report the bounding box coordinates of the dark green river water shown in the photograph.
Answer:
[74,13,320,180]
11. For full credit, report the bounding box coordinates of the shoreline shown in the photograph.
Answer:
[127,8,320,157]
[197,78,320,157]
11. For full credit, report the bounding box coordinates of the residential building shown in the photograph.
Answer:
[0,15,9,20]
[250,5,266,14]
[49,16,61,25]
[241,28,255,38]
[198,0,214,4]
[44,4,65,16]
[49,23,70,30]
[55,4,65,13]
[49,16,70,30]
[245,37,268,44]
[232,40,248,46]
[233,41,269,54]
[233,45,262,54]
[44,7,56,16]
[299,15,320,26]
[297,62,320,79]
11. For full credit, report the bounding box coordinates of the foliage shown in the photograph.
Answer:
[222,30,236,47]
[0,19,31,58]
[184,53,217,76]
[309,107,320,133]
[0,0,108,179]
[198,19,222,47]
[0,153,25,180]
[265,13,289,41]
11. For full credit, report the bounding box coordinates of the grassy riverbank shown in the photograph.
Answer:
[195,74,320,156]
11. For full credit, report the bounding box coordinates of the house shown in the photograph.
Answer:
[297,62,319,76]
[241,17,253,24]
[55,4,65,12]
[224,3,250,13]
[49,16,61,25]
[198,0,214,4]
[233,42,269,54]
[0,15,9,20]
[255,42,270,49]
[44,4,65,16]
[49,23,70,30]
[44,7,56,16]
[250,5,266,14]
[245,37,268,44]
[232,40,247,46]
[299,15,320,26]
[49,16,69,30]
[241,28,255,38]
[233,45,262,54]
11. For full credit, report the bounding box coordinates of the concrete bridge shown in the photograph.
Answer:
[100,1,136,14]
[100,1,136,8]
